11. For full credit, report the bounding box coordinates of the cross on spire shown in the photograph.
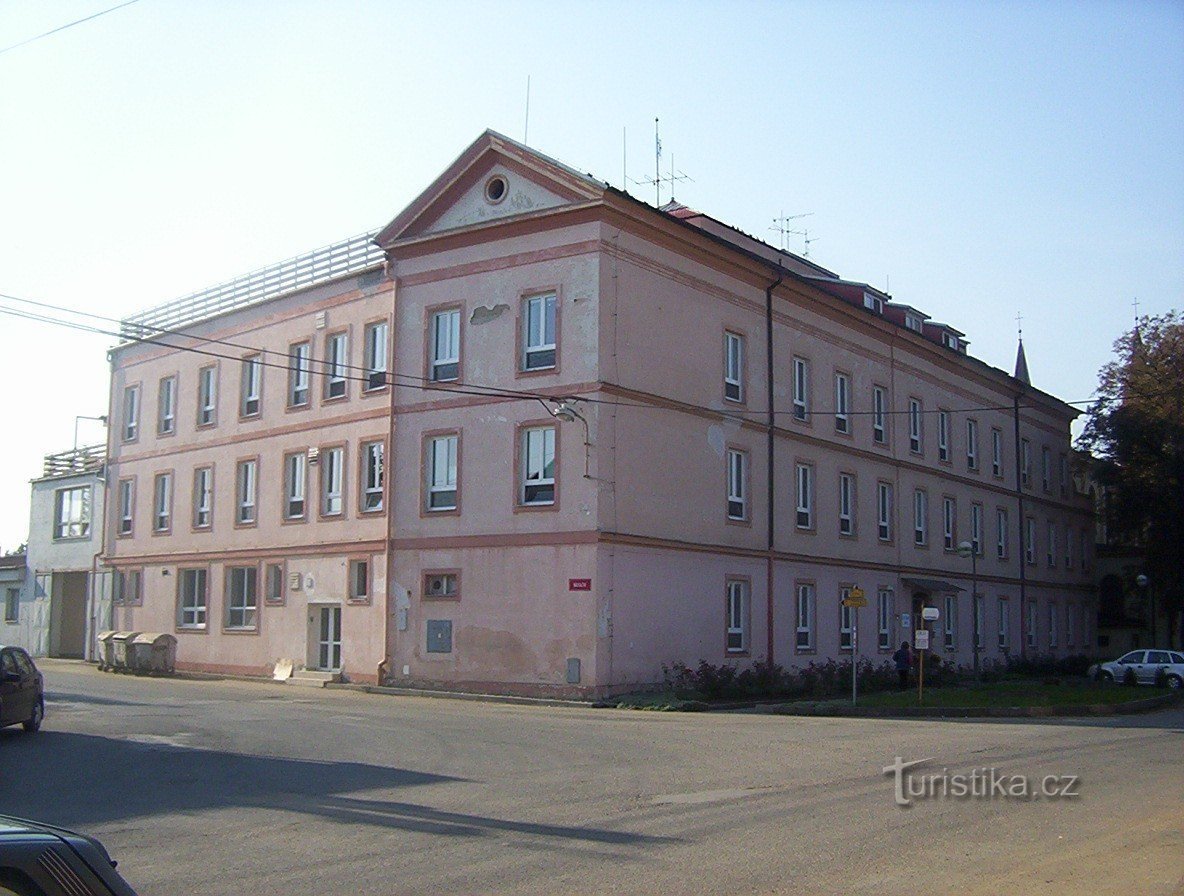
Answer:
[1016,311,1023,339]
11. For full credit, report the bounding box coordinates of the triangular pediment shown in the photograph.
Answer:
[375,130,606,247]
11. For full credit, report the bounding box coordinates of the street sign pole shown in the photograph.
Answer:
[852,606,858,706]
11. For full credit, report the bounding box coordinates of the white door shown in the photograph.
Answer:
[318,606,341,671]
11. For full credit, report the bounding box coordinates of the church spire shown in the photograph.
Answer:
[1013,312,1030,384]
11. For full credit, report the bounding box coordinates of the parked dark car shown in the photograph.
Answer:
[0,816,139,895]
[0,646,43,733]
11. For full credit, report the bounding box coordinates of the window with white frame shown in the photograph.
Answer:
[363,321,389,390]
[240,355,262,417]
[193,466,212,529]
[288,341,311,407]
[158,375,176,435]
[522,293,557,371]
[177,568,207,629]
[198,365,216,426]
[996,507,1008,559]
[1021,438,1031,487]
[913,489,928,546]
[428,434,458,511]
[838,473,854,536]
[905,313,923,333]
[225,566,257,630]
[966,419,979,470]
[795,463,813,529]
[321,446,344,515]
[424,572,458,599]
[153,473,171,532]
[113,569,141,606]
[117,479,133,535]
[1048,602,1058,648]
[349,559,369,600]
[839,588,854,651]
[236,459,257,525]
[942,496,956,550]
[1041,446,1051,492]
[971,503,983,555]
[284,452,306,519]
[792,357,809,421]
[725,579,748,653]
[1026,602,1037,649]
[727,449,747,521]
[724,331,743,402]
[1065,602,1075,647]
[325,332,348,399]
[938,410,949,461]
[974,594,984,650]
[998,597,1010,649]
[521,426,556,505]
[1046,520,1057,567]
[943,595,957,650]
[877,482,893,541]
[795,583,814,650]
[1025,517,1036,565]
[872,385,886,444]
[265,563,285,604]
[362,441,384,511]
[431,309,461,382]
[877,588,894,650]
[908,398,922,453]
[991,427,1003,477]
[123,384,140,441]
[835,373,850,433]
[54,486,91,539]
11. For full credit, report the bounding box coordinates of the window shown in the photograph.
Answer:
[834,373,850,433]
[522,293,557,370]
[1059,453,1069,497]
[177,568,207,629]
[974,594,984,650]
[153,473,172,532]
[724,331,744,402]
[427,434,459,511]
[838,473,854,536]
[1025,517,1036,565]
[325,332,348,399]
[877,588,894,650]
[913,488,927,546]
[284,452,306,519]
[966,419,979,470]
[198,366,217,426]
[1065,602,1075,648]
[349,559,369,600]
[872,385,886,444]
[321,446,344,515]
[908,398,922,453]
[362,441,384,512]
[122,384,140,441]
[240,355,262,417]
[288,341,311,407]
[424,572,459,599]
[193,466,212,529]
[863,293,883,314]
[938,410,949,461]
[265,563,284,604]
[1065,528,1074,569]
[877,482,893,541]
[117,479,133,535]
[905,313,923,333]
[1048,602,1058,648]
[1041,446,1051,492]
[942,496,956,550]
[430,309,461,382]
[726,579,749,653]
[795,463,813,529]
[113,569,141,606]
[53,486,91,539]
[225,566,257,630]
[236,460,257,525]
[839,588,853,651]
[971,503,983,556]
[363,321,389,390]
[996,507,1008,559]
[1026,602,1037,649]
[1080,528,1090,571]
[4,588,19,623]
[998,598,1010,649]
[1021,438,1031,487]
[521,426,556,505]
[726,449,747,521]
[942,332,960,351]
[991,427,1003,477]
[792,357,809,421]
[1046,520,1057,568]
[158,375,176,435]
[795,583,814,650]
[943,595,957,650]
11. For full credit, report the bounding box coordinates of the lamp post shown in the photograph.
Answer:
[1136,573,1154,646]
[958,540,979,680]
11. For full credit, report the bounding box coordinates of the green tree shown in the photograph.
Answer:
[1079,311,1184,647]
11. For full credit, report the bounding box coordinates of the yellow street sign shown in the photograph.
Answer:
[842,596,868,608]
[849,586,866,600]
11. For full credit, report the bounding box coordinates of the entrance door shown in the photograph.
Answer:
[317,606,342,671]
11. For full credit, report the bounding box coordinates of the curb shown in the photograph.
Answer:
[757,691,1184,719]
[326,682,589,709]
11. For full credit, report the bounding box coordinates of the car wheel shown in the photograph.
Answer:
[23,698,43,733]
[1101,671,1114,683]
[1167,675,1183,690]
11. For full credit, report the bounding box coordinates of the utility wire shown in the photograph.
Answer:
[0,0,141,58]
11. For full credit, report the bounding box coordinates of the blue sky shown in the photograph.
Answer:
[0,0,1181,550]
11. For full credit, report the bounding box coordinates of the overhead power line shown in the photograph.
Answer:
[0,0,142,58]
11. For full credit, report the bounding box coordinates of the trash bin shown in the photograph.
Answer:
[129,633,177,675]
[96,631,118,671]
[110,632,140,672]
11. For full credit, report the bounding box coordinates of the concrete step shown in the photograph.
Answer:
[288,670,337,688]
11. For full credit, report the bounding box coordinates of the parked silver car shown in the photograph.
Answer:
[1089,650,1184,687]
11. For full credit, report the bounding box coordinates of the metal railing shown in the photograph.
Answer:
[43,444,106,477]
[120,230,386,340]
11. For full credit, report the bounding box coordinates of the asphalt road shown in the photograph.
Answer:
[5,660,1183,896]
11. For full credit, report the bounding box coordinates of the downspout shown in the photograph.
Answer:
[381,259,398,686]
[1013,393,1028,660]
[765,268,783,664]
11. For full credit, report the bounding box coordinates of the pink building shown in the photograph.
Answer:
[104,131,1094,696]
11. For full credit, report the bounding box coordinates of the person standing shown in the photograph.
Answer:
[893,641,912,690]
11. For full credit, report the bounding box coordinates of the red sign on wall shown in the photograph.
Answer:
[568,578,592,591]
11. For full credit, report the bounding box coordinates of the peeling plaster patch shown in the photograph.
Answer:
[470,304,509,325]
[393,584,411,611]
[706,414,744,457]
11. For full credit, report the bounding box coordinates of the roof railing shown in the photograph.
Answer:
[43,444,106,477]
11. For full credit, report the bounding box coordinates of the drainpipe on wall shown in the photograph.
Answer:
[381,260,398,687]
[1013,393,1028,660]
[765,268,783,664]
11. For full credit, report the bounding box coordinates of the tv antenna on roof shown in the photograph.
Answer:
[787,226,819,258]
[770,211,813,251]
[629,117,692,207]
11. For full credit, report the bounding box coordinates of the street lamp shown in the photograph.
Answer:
[1136,573,1154,646]
[958,540,980,680]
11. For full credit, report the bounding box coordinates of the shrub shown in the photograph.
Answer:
[1154,666,1169,689]
[1123,666,1138,686]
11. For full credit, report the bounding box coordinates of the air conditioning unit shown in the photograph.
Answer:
[288,572,302,592]
[307,447,320,464]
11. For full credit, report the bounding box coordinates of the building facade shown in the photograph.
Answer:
[105,131,1095,695]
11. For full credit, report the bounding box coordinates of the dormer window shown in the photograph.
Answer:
[905,314,923,333]
[942,332,959,350]
[863,293,883,314]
